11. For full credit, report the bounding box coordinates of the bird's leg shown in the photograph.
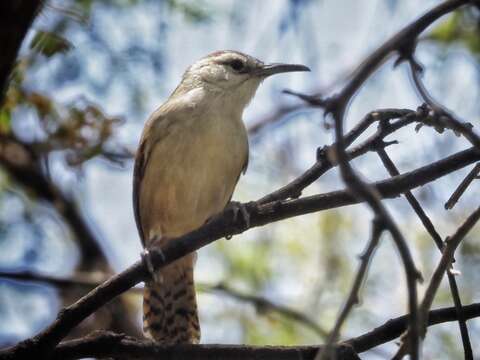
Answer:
[141,238,166,283]
[141,248,158,282]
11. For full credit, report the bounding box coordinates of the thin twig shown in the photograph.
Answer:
[247,103,310,136]
[210,283,328,338]
[445,163,480,210]
[258,108,418,204]
[317,218,385,359]
[0,271,109,290]
[407,57,480,149]
[377,147,473,359]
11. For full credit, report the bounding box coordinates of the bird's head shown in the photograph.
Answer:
[175,50,309,111]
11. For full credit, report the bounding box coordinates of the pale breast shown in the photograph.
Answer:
[139,111,248,241]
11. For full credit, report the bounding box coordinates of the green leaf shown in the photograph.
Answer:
[429,10,480,58]
[0,109,11,134]
[29,30,73,58]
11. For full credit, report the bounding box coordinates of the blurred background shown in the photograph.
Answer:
[0,0,479,358]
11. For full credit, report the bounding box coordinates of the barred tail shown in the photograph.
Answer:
[143,254,200,344]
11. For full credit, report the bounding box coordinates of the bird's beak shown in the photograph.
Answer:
[255,63,310,77]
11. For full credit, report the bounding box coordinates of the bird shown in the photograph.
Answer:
[133,50,309,344]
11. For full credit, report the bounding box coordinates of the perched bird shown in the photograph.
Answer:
[133,50,309,344]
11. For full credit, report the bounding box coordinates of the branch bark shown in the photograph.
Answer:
[54,332,359,360]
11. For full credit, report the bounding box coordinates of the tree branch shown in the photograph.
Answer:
[345,302,480,353]
[49,302,480,359]
[318,218,384,359]
[53,332,359,360]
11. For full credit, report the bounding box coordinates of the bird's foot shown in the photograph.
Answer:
[226,201,251,229]
[141,248,165,283]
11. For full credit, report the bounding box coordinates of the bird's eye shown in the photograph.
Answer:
[228,59,245,72]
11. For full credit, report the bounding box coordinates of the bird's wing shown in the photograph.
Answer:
[242,148,249,174]
[133,132,149,247]
[226,143,249,206]
[133,109,171,247]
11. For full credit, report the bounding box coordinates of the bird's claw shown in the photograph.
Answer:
[141,248,165,283]
[227,201,251,228]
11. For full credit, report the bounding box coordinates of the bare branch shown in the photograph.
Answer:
[394,206,480,358]
[286,2,472,357]
[377,147,473,359]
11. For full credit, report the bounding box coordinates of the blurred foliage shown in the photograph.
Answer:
[216,239,273,289]
[29,30,74,58]
[2,32,131,168]
[166,0,211,22]
[428,7,480,58]
[244,314,310,345]
[66,0,211,22]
